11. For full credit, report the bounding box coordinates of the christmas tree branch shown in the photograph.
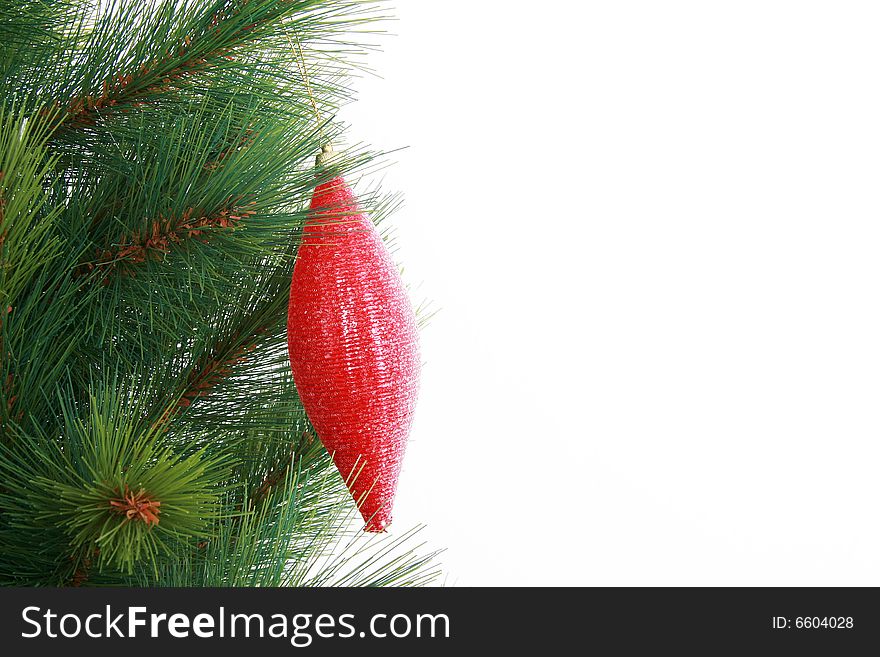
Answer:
[153,265,292,433]
[57,0,268,128]
[251,433,316,502]
[52,0,366,132]
[177,330,262,411]
[68,547,99,587]
[75,201,256,282]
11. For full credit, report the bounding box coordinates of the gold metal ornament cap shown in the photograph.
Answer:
[316,143,336,167]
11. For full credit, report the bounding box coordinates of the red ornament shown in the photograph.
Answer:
[287,150,420,532]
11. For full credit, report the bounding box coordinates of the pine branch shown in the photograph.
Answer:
[149,271,287,434]
[69,547,100,587]
[251,433,314,502]
[53,0,337,131]
[177,330,262,411]
[75,201,256,282]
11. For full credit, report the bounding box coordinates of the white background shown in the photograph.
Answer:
[342,1,880,585]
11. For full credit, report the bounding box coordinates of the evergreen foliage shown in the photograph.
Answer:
[0,0,438,586]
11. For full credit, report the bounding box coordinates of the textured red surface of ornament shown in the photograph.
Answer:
[287,174,420,532]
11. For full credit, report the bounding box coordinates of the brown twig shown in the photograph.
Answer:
[69,548,100,587]
[58,3,241,129]
[151,325,266,432]
[252,435,311,502]
[56,1,296,130]
[176,340,256,410]
[76,202,256,282]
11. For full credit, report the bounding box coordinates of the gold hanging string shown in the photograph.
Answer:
[285,29,324,144]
